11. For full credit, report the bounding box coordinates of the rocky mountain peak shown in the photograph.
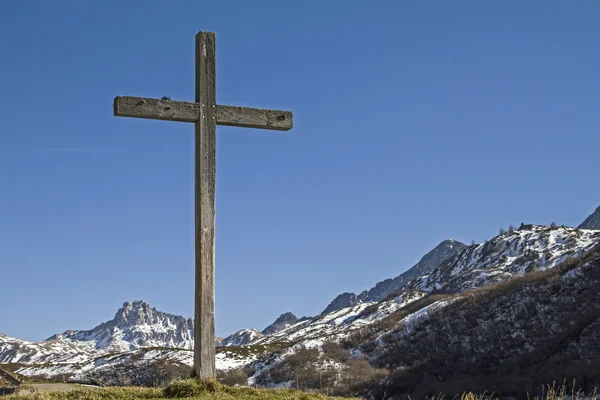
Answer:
[322,293,361,315]
[277,312,296,320]
[113,300,160,328]
[579,205,600,230]
[262,312,309,335]
[439,239,462,249]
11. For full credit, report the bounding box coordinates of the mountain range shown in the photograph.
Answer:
[322,239,467,314]
[1,205,599,394]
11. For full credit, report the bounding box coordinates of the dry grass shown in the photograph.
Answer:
[6,380,598,400]
[5,379,357,400]
[426,382,599,400]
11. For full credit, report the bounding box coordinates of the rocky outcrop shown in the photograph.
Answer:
[579,205,600,230]
[322,293,361,314]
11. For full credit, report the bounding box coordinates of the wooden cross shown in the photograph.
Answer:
[113,31,293,379]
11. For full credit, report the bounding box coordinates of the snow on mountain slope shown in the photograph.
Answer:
[251,243,600,394]
[0,332,97,364]
[248,225,600,383]
[364,246,600,398]
[412,225,600,293]
[251,290,426,346]
[15,344,287,385]
[219,329,263,347]
[13,348,195,385]
[0,333,21,346]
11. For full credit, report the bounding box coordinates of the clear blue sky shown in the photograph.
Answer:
[1,1,598,341]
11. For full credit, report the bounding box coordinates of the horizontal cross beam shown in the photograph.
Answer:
[114,96,293,131]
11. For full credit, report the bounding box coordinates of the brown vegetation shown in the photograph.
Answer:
[370,245,600,399]
[216,369,249,387]
[254,344,387,396]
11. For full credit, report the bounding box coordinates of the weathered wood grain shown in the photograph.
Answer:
[217,105,292,131]
[114,97,292,130]
[194,31,217,380]
[114,96,200,122]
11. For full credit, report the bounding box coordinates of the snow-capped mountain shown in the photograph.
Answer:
[322,239,467,313]
[0,301,193,365]
[252,290,426,346]
[3,223,600,391]
[48,300,194,352]
[231,225,600,349]
[248,232,600,398]
[579,205,600,230]
[219,329,264,347]
[411,225,600,293]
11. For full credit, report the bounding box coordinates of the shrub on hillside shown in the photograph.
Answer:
[217,368,248,387]
[341,327,376,350]
[256,345,388,396]
[321,341,349,363]
[336,358,389,396]
[255,347,321,388]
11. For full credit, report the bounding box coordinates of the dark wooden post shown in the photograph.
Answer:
[194,31,217,379]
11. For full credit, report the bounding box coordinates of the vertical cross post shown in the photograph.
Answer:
[194,31,216,379]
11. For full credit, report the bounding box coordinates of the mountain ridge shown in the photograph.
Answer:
[322,239,467,313]
[410,225,600,293]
